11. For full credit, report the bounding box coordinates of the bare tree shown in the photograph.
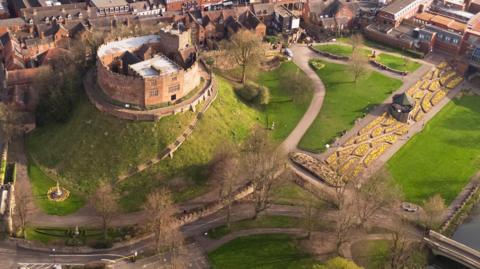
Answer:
[333,202,358,255]
[349,49,369,84]
[302,196,320,239]
[166,227,187,269]
[349,34,364,55]
[92,181,119,240]
[0,103,21,144]
[388,219,417,269]
[209,142,240,228]
[355,169,403,229]
[222,30,267,84]
[423,194,446,229]
[14,191,31,238]
[242,127,286,219]
[143,187,177,254]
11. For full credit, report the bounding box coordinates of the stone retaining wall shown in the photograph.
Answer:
[440,181,480,235]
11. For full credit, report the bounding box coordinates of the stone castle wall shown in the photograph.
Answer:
[183,62,200,94]
[96,62,145,106]
[96,34,199,108]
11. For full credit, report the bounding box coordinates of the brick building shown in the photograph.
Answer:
[376,0,432,27]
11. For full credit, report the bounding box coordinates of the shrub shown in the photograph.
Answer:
[257,86,270,105]
[205,57,215,66]
[235,83,270,106]
[235,83,259,102]
[265,35,279,44]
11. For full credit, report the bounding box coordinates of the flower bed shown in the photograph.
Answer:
[447,77,463,89]
[421,92,433,112]
[431,90,446,106]
[290,153,342,187]
[352,143,370,157]
[363,143,389,166]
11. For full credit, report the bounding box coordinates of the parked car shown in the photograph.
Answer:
[284,48,293,58]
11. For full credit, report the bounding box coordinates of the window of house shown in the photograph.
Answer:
[169,84,180,93]
[150,89,159,96]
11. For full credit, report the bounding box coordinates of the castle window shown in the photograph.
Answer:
[171,75,177,81]
[169,84,180,93]
[150,89,159,96]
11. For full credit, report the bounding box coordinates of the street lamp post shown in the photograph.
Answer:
[52,248,56,265]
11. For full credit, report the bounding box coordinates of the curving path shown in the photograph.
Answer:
[280,44,326,153]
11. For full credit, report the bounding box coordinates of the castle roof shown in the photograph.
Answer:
[129,54,179,77]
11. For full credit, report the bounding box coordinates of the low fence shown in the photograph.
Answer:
[307,44,350,61]
[369,59,409,76]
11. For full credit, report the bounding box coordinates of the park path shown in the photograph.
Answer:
[280,44,326,153]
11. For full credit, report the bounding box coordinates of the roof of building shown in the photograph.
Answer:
[129,55,179,77]
[0,18,26,27]
[252,3,275,16]
[467,13,480,33]
[415,12,466,33]
[393,92,415,106]
[380,0,416,15]
[98,35,160,57]
[90,0,128,8]
[38,47,69,65]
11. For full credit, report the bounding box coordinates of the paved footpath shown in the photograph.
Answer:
[280,44,326,153]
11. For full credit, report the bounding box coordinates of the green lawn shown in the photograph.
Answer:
[27,161,85,215]
[258,62,314,140]
[314,44,370,57]
[208,215,300,239]
[376,53,421,73]
[25,226,132,246]
[388,95,480,204]
[299,60,402,153]
[208,234,319,269]
[337,37,425,58]
[270,180,319,206]
[351,240,390,269]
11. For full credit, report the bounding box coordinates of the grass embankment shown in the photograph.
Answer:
[388,95,480,204]
[27,95,194,193]
[299,60,402,153]
[208,234,319,269]
[117,77,264,211]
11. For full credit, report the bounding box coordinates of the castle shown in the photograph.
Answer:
[96,30,201,109]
